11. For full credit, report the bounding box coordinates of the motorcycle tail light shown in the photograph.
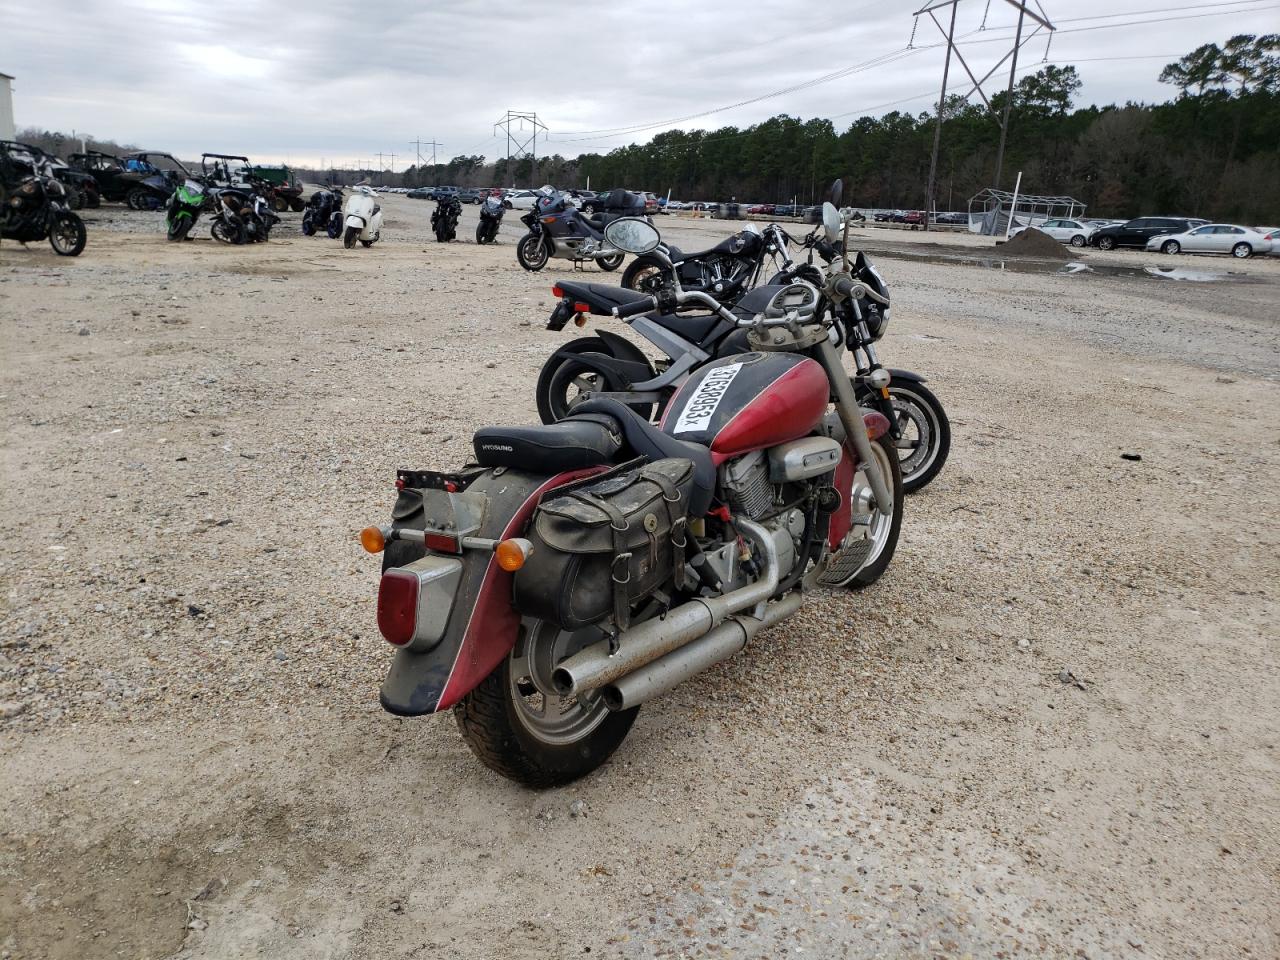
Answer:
[552,285,565,298]
[377,569,418,646]
[573,302,591,314]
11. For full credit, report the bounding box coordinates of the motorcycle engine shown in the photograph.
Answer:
[721,450,772,519]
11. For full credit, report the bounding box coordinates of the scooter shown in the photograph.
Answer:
[476,194,504,244]
[342,185,383,249]
[515,186,642,272]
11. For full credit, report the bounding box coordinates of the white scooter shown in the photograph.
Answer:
[341,185,383,249]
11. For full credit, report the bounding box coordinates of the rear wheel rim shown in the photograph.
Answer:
[630,264,664,293]
[508,620,611,745]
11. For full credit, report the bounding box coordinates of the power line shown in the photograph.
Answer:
[546,0,1274,148]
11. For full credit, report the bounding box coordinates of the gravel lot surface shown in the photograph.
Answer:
[1,195,1278,959]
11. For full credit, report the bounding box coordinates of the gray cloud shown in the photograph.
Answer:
[5,0,1277,166]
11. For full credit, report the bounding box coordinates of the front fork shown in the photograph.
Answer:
[814,339,894,513]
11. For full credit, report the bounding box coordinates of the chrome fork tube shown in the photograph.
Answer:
[814,338,893,512]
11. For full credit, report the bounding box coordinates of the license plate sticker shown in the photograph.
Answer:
[671,362,743,434]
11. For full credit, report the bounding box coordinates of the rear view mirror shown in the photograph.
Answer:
[824,179,844,209]
[604,217,661,255]
[821,202,841,242]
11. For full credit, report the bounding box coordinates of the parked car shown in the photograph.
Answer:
[1090,217,1196,250]
[1144,223,1272,259]
[457,188,483,203]
[503,189,540,210]
[773,204,800,217]
[873,210,899,223]
[407,188,433,199]
[429,186,460,201]
[901,210,924,227]
[933,211,968,225]
[1257,228,1280,256]
[747,203,775,215]
[1010,217,1096,248]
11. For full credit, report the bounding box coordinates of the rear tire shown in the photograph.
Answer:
[621,254,670,293]
[596,253,624,271]
[1097,235,1116,251]
[454,619,639,789]
[126,188,150,211]
[535,337,654,424]
[49,212,87,257]
[1232,242,1252,259]
[271,195,289,213]
[1070,234,1086,247]
[211,218,246,245]
[65,186,83,210]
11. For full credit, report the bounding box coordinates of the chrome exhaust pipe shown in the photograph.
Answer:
[601,591,803,711]
[551,517,780,697]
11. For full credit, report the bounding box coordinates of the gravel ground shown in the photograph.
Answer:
[1,196,1277,960]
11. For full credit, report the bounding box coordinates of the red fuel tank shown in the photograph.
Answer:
[660,352,829,462]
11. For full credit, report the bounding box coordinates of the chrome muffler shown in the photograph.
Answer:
[601,591,803,711]
[551,517,781,697]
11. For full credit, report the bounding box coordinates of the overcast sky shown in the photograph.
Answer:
[4,0,1277,168]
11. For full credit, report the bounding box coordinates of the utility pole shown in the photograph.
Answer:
[912,0,1053,228]
[923,0,957,231]
[993,4,1026,190]
[494,110,546,187]
[410,138,441,186]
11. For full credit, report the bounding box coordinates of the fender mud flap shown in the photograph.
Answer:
[379,466,604,716]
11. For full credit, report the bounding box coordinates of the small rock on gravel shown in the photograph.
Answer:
[569,799,587,818]
[0,701,29,719]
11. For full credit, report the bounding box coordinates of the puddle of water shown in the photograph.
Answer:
[876,249,1248,282]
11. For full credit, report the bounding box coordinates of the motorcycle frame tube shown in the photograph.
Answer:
[814,338,893,513]
[379,466,605,716]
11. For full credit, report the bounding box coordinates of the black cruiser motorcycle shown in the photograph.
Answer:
[358,203,903,788]
[621,221,793,306]
[536,183,950,493]
[0,145,87,256]
[515,186,642,272]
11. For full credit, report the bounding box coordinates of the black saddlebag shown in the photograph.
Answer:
[514,458,694,631]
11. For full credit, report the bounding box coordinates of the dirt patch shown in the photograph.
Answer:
[996,227,1071,259]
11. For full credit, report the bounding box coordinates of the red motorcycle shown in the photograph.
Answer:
[360,207,903,788]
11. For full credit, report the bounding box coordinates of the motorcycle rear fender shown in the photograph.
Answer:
[551,334,654,385]
[379,466,605,716]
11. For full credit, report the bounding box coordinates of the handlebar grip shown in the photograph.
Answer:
[613,296,658,319]
[832,276,861,299]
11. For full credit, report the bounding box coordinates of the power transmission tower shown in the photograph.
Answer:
[417,138,448,186]
[494,110,546,187]
[915,0,1054,229]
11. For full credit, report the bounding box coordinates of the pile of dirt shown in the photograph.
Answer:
[998,227,1071,260]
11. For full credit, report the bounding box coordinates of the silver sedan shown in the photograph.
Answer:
[1146,224,1273,258]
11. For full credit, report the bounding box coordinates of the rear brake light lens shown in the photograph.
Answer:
[424,532,460,552]
[377,570,418,646]
[552,285,565,298]
[574,302,591,313]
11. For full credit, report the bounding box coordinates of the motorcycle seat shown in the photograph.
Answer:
[646,310,723,345]
[664,235,739,263]
[573,398,715,516]
[555,280,650,316]
[473,414,623,473]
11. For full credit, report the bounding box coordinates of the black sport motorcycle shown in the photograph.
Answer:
[0,149,87,257]
[536,185,950,493]
[515,187,642,272]
[620,221,792,305]
[476,194,504,244]
[302,186,344,238]
[433,195,461,242]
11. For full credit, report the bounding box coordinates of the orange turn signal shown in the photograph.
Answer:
[495,538,533,572]
[360,526,387,554]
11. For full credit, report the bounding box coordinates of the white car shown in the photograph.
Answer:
[1010,218,1095,248]
[503,189,539,210]
[1145,223,1273,259]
